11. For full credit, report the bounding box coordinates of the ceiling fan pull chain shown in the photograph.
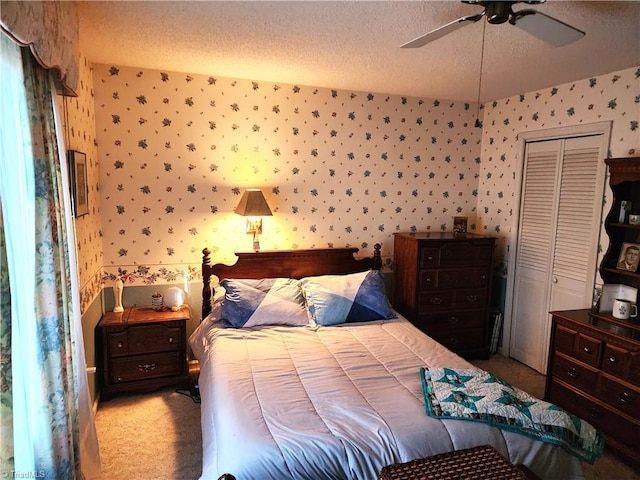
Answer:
[475,20,486,129]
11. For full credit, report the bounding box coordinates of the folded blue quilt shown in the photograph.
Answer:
[420,367,604,464]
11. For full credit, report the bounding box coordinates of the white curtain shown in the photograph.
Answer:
[0,31,101,479]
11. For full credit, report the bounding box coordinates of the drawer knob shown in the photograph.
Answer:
[466,295,478,303]
[618,392,633,404]
[138,363,156,373]
[430,297,443,305]
[567,367,579,378]
[447,316,459,324]
[608,357,617,364]
[168,337,174,343]
[583,347,591,354]
[427,256,433,261]
[117,342,124,348]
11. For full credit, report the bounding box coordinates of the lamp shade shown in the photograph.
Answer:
[235,189,272,217]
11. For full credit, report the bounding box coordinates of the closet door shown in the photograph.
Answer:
[510,135,605,373]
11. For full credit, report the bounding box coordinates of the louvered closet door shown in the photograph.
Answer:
[510,135,605,373]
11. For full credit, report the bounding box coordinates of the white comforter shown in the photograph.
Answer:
[190,315,584,480]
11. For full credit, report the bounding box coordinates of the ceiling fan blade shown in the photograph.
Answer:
[511,9,585,46]
[401,13,484,48]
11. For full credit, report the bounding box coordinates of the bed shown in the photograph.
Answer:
[190,245,589,480]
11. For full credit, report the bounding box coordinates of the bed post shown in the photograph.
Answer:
[372,243,382,270]
[202,248,212,319]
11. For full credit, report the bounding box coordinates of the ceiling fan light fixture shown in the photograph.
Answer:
[486,1,514,24]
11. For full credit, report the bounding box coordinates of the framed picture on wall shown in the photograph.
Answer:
[616,242,640,272]
[68,150,89,217]
[453,216,468,234]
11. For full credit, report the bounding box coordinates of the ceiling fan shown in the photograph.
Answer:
[401,0,585,48]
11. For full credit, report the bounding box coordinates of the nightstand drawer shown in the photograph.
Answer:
[110,352,183,383]
[127,323,182,355]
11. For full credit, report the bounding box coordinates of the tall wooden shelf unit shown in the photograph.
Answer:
[545,156,640,470]
[599,157,640,288]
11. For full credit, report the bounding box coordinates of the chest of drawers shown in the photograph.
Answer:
[546,309,640,469]
[97,306,189,400]
[392,232,496,358]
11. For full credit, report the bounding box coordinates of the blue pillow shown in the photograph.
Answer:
[300,270,396,326]
[220,278,309,328]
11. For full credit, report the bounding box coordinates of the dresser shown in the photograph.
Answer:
[392,232,496,358]
[546,309,640,469]
[97,306,189,400]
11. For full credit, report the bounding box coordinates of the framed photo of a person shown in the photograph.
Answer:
[68,150,89,217]
[616,242,640,272]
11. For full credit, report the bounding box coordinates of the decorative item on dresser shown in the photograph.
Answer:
[546,309,640,470]
[392,232,497,359]
[97,306,189,401]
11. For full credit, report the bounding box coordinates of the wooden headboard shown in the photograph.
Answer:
[201,244,382,319]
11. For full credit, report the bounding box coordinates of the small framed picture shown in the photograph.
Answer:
[453,216,468,234]
[68,150,89,217]
[616,242,640,272]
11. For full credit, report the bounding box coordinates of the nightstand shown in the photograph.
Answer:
[97,306,189,401]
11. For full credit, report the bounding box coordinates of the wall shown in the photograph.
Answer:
[58,53,103,404]
[92,64,485,331]
[86,62,638,366]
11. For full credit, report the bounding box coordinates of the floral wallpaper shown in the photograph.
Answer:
[476,66,639,274]
[56,53,103,312]
[81,62,638,319]
[93,64,484,285]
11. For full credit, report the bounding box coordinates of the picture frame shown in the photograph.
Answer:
[68,150,89,217]
[616,242,640,272]
[453,216,468,234]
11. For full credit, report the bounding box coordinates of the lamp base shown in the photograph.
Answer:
[253,238,261,252]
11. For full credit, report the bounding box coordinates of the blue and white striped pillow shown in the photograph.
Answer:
[300,270,396,326]
[220,278,309,328]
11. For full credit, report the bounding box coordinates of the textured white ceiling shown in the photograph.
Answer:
[77,1,640,103]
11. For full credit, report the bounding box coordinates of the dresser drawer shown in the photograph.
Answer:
[417,310,485,330]
[554,324,577,356]
[552,353,599,395]
[602,344,630,378]
[419,290,454,309]
[420,248,440,268]
[426,328,486,351]
[576,333,603,367]
[599,374,640,418]
[547,379,640,439]
[127,323,183,355]
[439,243,493,267]
[629,352,640,387]
[419,268,489,290]
[110,352,183,384]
